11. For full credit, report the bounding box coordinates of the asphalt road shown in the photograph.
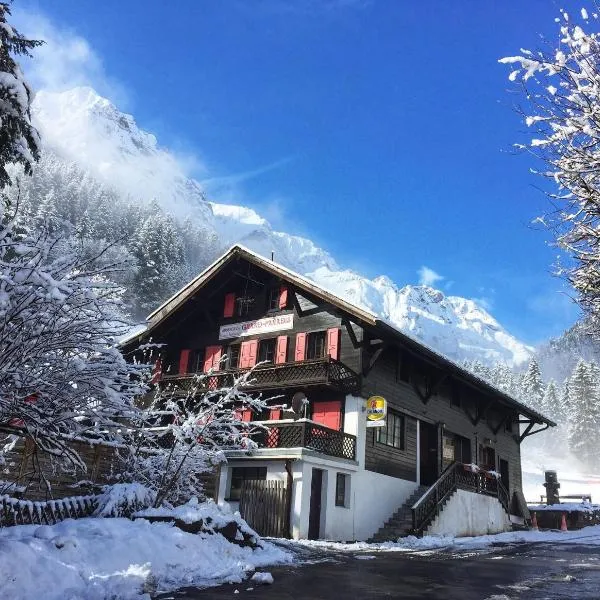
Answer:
[158,539,600,600]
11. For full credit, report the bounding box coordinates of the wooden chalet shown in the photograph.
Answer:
[124,245,555,541]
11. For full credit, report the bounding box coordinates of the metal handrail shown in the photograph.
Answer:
[411,462,510,535]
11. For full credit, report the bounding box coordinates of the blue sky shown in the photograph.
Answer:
[18,0,585,344]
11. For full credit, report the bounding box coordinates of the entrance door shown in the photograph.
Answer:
[420,422,439,486]
[499,458,510,492]
[308,468,323,540]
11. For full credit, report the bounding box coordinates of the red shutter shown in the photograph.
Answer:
[312,400,342,430]
[279,286,288,309]
[275,336,288,364]
[151,358,162,384]
[179,349,191,374]
[269,408,282,420]
[240,340,258,368]
[327,327,341,360]
[295,332,307,362]
[247,339,258,367]
[223,292,235,318]
[240,341,251,369]
[235,408,252,422]
[203,346,222,372]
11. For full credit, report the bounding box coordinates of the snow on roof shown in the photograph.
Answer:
[134,244,554,426]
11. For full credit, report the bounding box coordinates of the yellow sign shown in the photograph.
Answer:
[366,396,387,427]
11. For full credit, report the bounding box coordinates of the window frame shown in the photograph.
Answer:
[267,287,281,311]
[306,331,327,360]
[375,409,405,450]
[335,473,350,508]
[258,338,277,363]
[227,344,241,370]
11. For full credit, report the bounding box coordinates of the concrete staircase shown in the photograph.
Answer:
[369,485,429,542]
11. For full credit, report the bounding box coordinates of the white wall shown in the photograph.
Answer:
[426,489,511,537]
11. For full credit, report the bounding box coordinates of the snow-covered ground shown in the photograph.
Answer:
[286,524,600,555]
[0,516,291,600]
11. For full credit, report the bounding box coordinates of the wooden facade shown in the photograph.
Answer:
[124,245,554,514]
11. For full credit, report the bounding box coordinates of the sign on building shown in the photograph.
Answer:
[219,313,294,340]
[366,395,387,428]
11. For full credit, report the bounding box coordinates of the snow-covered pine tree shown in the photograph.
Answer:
[133,202,187,314]
[520,357,545,409]
[541,380,560,421]
[568,359,600,470]
[0,3,42,188]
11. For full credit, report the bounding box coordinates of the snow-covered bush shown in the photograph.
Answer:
[119,366,270,506]
[94,483,156,518]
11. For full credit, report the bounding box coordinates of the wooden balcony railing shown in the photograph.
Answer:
[254,419,356,461]
[411,462,510,535]
[161,357,361,395]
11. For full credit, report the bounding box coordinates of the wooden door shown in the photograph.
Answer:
[308,468,323,540]
[419,422,439,486]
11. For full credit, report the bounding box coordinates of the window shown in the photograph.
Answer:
[335,473,350,507]
[227,344,240,369]
[376,410,405,449]
[505,417,513,433]
[258,338,276,363]
[237,296,254,317]
[307,331,327,360]
[267,287,280,311]
[397,355,411,383]
[227,466,267,501]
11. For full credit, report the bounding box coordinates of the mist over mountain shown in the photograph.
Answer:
[11,86,540,366]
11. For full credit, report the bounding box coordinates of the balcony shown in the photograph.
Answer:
[253,419,356,461]
[161,357,361,395]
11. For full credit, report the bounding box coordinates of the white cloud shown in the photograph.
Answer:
[12,8,128,107]
[418,266,444,287]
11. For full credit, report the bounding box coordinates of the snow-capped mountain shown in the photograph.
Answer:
[30,86,532,366]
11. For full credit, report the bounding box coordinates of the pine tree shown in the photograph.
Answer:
[0,3,42,188]
[568,360,600,470]
[521,357,545,409]
[541,379,560,421]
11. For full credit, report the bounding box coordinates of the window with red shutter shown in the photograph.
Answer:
[247,339,258,367]
[312,400,342,430]
[275,336,288,364]
[295,332,307,361]
[179,349,191,374]
[269,408,282,420]
[327,328,341,360]
[223,292,235,318]
[151,358,162,384]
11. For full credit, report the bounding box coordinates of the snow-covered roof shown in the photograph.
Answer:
[131,244,555,427]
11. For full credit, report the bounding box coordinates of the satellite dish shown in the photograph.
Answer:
[291,392,308,419]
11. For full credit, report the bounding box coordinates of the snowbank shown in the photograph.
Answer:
[289,524,600,554]
[529,502,600,513]
[0,515,291,600]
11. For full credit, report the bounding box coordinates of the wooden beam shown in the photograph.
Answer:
[342,318,362,349]
[362,344,386,377]
[491,412,510,435]
[520,422,550,442]
[518,421,535,443]
[473,398,496,426]
[412,371,447,405]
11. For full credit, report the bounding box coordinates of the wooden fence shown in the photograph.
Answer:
[0,494,98,527]
[239,479,289,538]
